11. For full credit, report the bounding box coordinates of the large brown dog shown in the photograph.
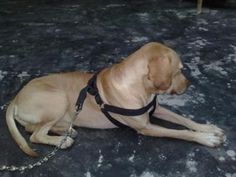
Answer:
[6,42,224,157]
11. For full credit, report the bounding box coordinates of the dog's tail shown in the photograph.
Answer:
[6,100,39,157]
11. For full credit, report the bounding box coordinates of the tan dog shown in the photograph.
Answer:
[6,42,224,157]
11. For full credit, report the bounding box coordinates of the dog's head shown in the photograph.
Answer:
[141,42,189,95]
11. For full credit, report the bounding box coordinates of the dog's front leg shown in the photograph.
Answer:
[138,123,224,147]
[153,105,224,136]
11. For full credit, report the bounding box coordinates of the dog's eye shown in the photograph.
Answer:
[181,65,190,76]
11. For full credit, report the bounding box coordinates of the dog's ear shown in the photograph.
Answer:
[145,55,172,92]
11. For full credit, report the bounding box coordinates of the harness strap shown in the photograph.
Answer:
[75,86,88,112]
[75,72,157,129]
[101,109,130,129]
[101,96,157,116]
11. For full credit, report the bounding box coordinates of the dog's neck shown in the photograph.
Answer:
[97,55,153,109]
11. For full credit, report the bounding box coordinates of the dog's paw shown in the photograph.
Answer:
[197,124,224,137]
[59,137,74,149]
[69,128,78,138]
[195,132,224,147]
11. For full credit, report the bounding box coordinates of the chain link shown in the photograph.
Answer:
[0,110,80,173]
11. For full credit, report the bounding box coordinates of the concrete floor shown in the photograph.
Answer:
[0,0,236,176]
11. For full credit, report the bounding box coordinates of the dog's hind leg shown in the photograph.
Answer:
[25,124,37,133]
[30,120,74,149]
[50,118,78,138]
[26,123,77,139]
[25,92,75,149]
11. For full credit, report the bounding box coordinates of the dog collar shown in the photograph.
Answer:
[75,71,157,129]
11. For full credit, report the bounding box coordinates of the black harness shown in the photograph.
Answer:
[75,72,157,129]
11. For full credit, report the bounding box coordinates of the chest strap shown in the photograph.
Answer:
[75,72,157,129]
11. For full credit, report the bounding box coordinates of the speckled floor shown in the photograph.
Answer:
[0,0,236,177]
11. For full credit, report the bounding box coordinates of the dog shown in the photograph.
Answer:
[6,42,224,157]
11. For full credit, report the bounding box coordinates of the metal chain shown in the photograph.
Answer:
[0,109,80,173]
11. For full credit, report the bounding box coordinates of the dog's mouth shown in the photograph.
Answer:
[169,84,189,95]
[171,89,185,95]
[170,89,184,95]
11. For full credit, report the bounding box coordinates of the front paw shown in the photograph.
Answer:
[195,132,224,147]
[198,124,224,137]
[59,136,74,149]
